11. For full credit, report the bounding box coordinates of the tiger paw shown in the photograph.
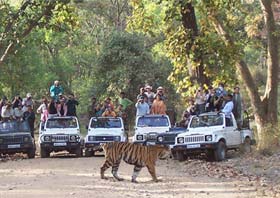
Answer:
[116,177,124,181]
[131,179,138,183]
[154,179,162,182]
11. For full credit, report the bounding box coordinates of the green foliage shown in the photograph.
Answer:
[128,0,264,97]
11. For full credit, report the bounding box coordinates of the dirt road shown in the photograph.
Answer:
[0,152,265,198]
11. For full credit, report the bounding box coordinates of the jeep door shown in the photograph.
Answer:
[224,114,240,146]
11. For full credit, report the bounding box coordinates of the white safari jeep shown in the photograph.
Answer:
[172,112,254,161]
[84,117,126,157]
[39,116,82,158]
[133,114,171,145]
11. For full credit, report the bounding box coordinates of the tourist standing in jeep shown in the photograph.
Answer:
[50,80,63,102]
[66,93,79,117]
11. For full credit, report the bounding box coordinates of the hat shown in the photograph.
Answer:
[145,85,152,90]
[157,86,163,90]
[26,93,32,97]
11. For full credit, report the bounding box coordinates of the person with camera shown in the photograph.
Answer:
[12,94,22,109]
[135,96,149,117]
[221,94,234,126]
[155,86,167,102]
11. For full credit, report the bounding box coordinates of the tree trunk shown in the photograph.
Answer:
[209,1,279,150]
[181,2,210,86]
[260,0,279,124]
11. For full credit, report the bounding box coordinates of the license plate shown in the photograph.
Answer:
[8,144,20,149]
[187,144,200,148]
[147,142,156,145]
[54,142,67,146]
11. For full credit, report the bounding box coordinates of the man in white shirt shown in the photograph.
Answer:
[135,96,150,116]
[221,94,234,126]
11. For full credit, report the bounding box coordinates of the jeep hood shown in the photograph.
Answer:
[87,128,123,136]
[135,126,169,134]
[44,128,80,135]
[177,127,224,137]
[0,132,32,137]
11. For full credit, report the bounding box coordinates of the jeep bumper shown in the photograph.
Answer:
[40,142,81,151]
[0,143,35,154]
[172,142,219,154]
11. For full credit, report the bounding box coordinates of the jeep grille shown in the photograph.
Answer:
[4,136,22,144]
[95,136,114,141]
[185,135,204,143]
[52,135,68,142]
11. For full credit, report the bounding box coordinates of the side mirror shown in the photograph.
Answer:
[85,125,88,130]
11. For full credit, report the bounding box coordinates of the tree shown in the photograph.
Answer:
[128,0,279,149]
[0,0,75,67]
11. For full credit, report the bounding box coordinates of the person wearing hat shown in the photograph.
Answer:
[144,85,155,108]
[22,93,34,112]
[221,94,234,127]
[50,80,64,101]
[1,102,14,121]
[135,95,150,116]
[155,86,167,102]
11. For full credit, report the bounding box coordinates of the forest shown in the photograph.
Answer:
[0,0,279,151]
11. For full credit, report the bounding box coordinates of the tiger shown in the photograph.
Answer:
[100,141,170,183]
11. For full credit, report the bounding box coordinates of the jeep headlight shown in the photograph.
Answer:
[205,135,212,141]
[177,137,184,144]
[136,135,143,141]
[23,137,29,142]
[114,136,121,141]
[44,135,51,142]
[157,136,163,142]
[70,135,77,142]
[88,136,95,141]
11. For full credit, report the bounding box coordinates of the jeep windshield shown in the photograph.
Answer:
[137,116,169,127]
[46,118,78,128]
[90,117,122,128]
[189,114,224,128]
[0,121,30,133]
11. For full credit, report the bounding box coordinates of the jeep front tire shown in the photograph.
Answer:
[214,141,226,161]
[84,149,94,157]
[40,147,50,158]
[176,151,186,162]
[27,148,36,159]
[75,147,82,158]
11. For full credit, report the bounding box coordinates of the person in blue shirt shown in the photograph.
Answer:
[221,94,234,126]
[50,80,63,101]
[135,96,150,116]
